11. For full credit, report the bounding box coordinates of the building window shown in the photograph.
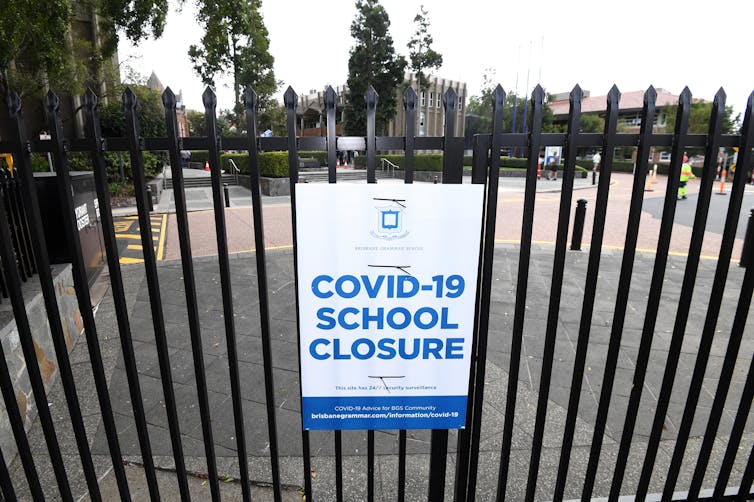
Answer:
[436,92,441,108]
[459,95,464,111]
[429,92,434,108]
[421,91,426,107]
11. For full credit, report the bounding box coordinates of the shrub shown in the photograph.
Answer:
[217,152,288,177]
[299,151,328,165]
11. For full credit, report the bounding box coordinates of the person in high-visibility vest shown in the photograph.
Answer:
[678,161,696,200]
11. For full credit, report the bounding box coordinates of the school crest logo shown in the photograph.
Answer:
[370,198,409,240]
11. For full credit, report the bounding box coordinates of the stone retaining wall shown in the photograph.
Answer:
[0,264,81,463]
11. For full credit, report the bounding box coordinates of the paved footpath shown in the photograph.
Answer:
[154,173,754,261]
[9,172,754,500]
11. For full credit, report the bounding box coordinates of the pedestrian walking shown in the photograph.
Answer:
[592,151,601,172]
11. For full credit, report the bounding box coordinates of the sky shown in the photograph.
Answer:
[118,0,754,118]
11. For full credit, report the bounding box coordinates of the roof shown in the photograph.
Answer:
[146,71,165,92]
[549,88,680,117]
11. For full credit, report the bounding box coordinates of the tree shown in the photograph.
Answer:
[98,84,166,138]
[406,6,442,93]
[0,0,167,98]
[661,100,739,135]
[188,0,277,117]
[343,0,406,136]
[464,74,558,141]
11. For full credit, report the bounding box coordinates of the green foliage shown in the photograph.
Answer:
[407,6,442,92]
[186,111,207,137]
[579,114,604,133]
[661,100,740,135]
[299,151,329,165]
[0,0,167,98]
[220,152,288,177]
[257,102,287,136]
[98,84,167,138]
[343,0,407,136]
[465,74,559,137]
[30,154,51,172]
[188,0,277,115]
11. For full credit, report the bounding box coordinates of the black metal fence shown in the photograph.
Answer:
[0,81,752,502]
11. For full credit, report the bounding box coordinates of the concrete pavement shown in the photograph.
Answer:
[7,171,754,500]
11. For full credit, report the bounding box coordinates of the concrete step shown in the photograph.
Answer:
[165,174,238,189]
[298,169,395,183]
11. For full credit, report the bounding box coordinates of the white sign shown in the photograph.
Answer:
[296,184,484,430]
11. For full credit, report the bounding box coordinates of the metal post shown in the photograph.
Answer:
[570,198,587,250]
[592,168,596,185]
[223,183,230,208]
[146,186,154,212]
[740,208,754,268]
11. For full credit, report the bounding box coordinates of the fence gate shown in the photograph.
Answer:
[0,82,752,502]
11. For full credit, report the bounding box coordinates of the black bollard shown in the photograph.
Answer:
[592,169,596,186]
[740,208,754,268]
[433,176,438,184]
[223,183,230,208]
[570,198,588,250]
[146,185,154,212]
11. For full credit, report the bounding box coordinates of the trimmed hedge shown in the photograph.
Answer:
[220,152,289,177]
[299,151,328,165]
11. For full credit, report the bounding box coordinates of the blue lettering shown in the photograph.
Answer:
[361,275,384,298]
[309,339,331,360]
[312,275,333,298]
[362,307,384,330]
[445,338,464,359]
[352,338,375,360]
[414,307,439,329]
[316,308,336,330]
[397,276,419,298]
[422,338,443,359]
[377,338,396,359]
[398,338,420,359]
[335,275,360,298]
[338,307,359,330]
[387,307,411,329]
[333,339,350,359]
[441,307,458,329]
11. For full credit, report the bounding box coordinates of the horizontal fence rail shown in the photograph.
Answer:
[0,82,751,502]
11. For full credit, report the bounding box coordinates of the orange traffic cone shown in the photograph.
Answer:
[344,160,348,169]
[336,159,340,168]
[204,160,210,172]
[717,169,727,195]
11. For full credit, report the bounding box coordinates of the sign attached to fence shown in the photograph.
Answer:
[296,183,484,430]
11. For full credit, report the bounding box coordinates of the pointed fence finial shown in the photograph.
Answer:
[443,87,457,109]
[607,85,621,106]
[44,90,60,113]
[324,85,337,109]
[570,84,583,103]
[365,85,378,110]
[162,87,176,108]
[492,85,505,109]
[284,86,297,109]
[645,85,657,104]
[122,87,137,111]
[532,84,545,104]
[679,87,692,106]
[84,88,98,112]
[243,87,258,111]
[404,87,417,110]
[202,86,217,109]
